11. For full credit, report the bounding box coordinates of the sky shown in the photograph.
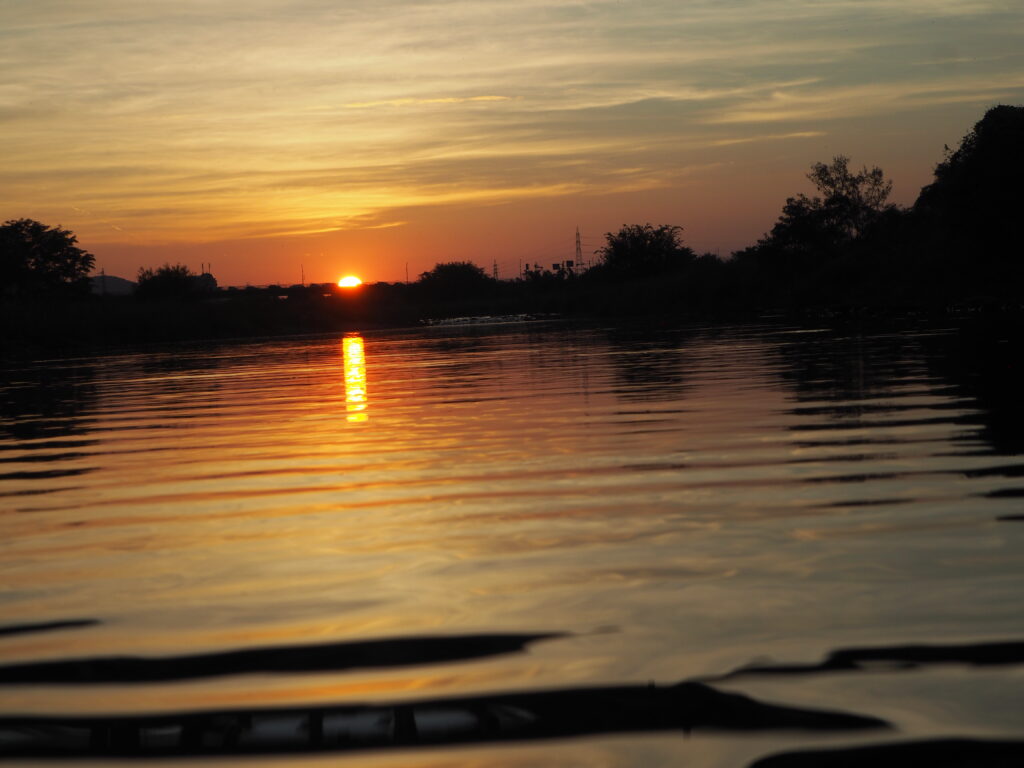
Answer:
[3,0,1023,286]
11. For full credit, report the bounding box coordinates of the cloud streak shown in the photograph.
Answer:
[345,95,510,109]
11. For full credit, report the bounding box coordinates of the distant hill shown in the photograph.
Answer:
[90,274,136,296]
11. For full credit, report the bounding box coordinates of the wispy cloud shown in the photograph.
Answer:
[344,95,510,109]
[708,74,1024,124]
[709,131,827,147]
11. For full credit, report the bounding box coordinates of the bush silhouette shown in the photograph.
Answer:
[416,261,495,302]
[136,263,216,300]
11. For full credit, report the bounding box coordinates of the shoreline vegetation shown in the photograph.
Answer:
[3,105,1022,358]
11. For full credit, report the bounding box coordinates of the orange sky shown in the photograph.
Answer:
[3,1,1023,286]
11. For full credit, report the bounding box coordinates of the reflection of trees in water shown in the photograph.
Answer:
[0,363,98,488]
[415,325,592,385]
[131,344,244,393]
[101,344,255,410]
[416,331,499,389]
[0,364,97,443]
[772,330,923,419]
[417,328,592,408]
[605,328,695,402]
[772,324,1024,456]
[137,348,227,376]
[922,325,1024,455]
[421,333,494,359]
[420,324,698,406]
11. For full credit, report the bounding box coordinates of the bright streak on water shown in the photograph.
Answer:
[343,334,368,423]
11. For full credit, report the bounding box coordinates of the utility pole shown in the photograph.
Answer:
[301,264,305,287]
[492,260,498,280]
[405,263,409,283]
[575,226,582,269]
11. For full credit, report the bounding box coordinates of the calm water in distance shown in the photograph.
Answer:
[1,321,1022,766]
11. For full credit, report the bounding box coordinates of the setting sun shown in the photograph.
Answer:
[338,275,363,288]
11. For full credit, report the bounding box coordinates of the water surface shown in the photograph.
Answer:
[1,322,1022,765]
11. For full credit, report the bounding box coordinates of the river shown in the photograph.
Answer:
[1,321,1022,766]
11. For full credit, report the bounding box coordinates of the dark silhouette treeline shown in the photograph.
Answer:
[566,105,1024,317]
[2,105,1022,355]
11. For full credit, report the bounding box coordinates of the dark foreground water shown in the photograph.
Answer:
[1,321,1022,766]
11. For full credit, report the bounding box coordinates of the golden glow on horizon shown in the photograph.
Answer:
[343,334,368,423]
[338,276,363,288]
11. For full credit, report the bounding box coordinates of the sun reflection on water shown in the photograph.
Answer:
[343,334,368,423]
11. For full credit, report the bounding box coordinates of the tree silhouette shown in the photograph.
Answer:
[416,261,494,301]
[764,156,895,256]
[808,156,893,238]
[729,157,902,307]
[0,219,94,297]
[914,104,1024,282]
[595,224,695,277]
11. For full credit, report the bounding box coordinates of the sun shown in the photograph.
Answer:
[338,275,362,288]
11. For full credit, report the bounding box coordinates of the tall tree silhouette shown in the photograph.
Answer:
[913,104,1024,296]
[729,156,902,306]
[761,156,895,258]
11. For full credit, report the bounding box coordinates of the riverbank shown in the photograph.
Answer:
[4,265,1024,360]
